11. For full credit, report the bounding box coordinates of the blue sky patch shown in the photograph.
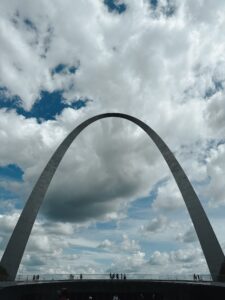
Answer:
[21,90,67,121]
[0,164,24,182]
[52,64,66,74]
[128,194,154,220]
[128,178,167,220]
[0,89,89,122]
[141,240,178,256]
[64,245,97,254]
[0,191,22,214]
[104,0,127,14]
[69,66,77,74]
[150,0,158,9]
[96,220,118,230]
[51,64,78,75]
[0,187,18,200]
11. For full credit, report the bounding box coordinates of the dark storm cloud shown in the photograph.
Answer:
[41,174,141,222]
[40,119,162,223]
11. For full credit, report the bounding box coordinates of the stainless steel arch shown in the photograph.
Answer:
[1,113,224,281]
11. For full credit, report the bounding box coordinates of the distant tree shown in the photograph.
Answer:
[0,265,9,281]
[218,262,225,282]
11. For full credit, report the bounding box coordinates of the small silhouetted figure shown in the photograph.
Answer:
[116,273,119,279]
[123,274,126,280]
[120,273,123,279]
[36,274,39,280]
[193,273,197,281]
[32,275,35,281]
[80,273,83,280]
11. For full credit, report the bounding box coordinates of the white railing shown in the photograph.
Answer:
[15,273,212,282]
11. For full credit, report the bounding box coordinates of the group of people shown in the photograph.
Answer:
[69,273,83,280]
[193,273,201,281]
[109,273,127,280]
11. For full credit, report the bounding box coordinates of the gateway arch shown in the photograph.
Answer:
[1,113,225,281]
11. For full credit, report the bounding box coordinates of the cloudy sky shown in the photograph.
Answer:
[0,0,225,278]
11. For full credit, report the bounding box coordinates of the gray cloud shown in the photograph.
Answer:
[0,0,225,276]
[205,143,225,206]
[205,92,225,138]
[176,226,198,244]
[149,247,205,271]
[145,215,168,233]
[24,254,45,267]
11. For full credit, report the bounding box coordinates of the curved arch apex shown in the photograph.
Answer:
[1,112,224,282]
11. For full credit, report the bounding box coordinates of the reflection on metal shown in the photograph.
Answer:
[0,113,224,281]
